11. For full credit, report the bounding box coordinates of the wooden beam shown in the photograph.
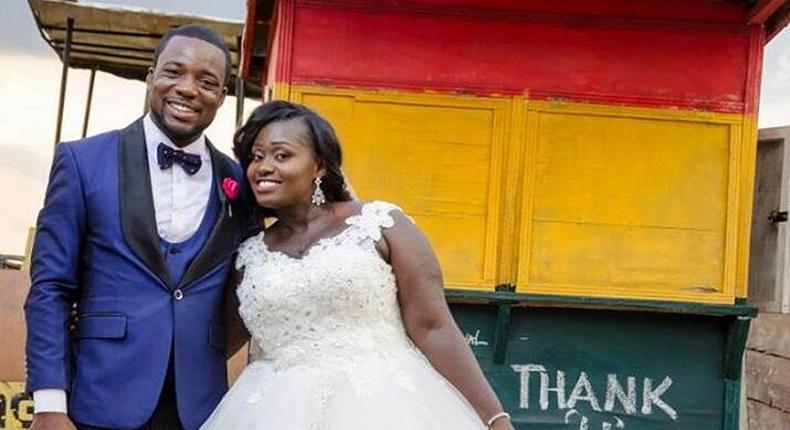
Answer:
[750,0,787,24]
[766,3,790,41]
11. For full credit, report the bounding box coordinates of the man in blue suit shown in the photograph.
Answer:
[25,24,248,430]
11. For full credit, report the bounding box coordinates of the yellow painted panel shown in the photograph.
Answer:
[275,85,753,303]
[292,86,511,289]
[532,113,730,230]
[530,220,723,291]
[519,102,744,303]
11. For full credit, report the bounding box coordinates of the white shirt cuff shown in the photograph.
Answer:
[33,389,68,414]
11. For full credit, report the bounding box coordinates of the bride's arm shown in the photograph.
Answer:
[381,212,514,430]
[223,267,250,358]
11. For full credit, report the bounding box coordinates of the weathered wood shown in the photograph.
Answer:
[745,350,790,412]
[750,126,790,314]
[445,289,757,317]
[749,137,784,311]
[747,313,790,357]
[0,270,29,381]
[747,399,790,430]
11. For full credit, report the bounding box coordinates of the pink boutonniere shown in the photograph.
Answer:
[222,177,239,201]
[222,177,239,218]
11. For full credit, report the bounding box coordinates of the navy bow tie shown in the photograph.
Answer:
[157,143,202,175]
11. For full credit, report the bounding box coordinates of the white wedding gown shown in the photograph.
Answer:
[200,201,485,429]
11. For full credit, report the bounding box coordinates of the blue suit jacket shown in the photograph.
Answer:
[25,119,247,429]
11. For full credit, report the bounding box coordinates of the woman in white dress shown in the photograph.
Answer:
[201,101,515,430]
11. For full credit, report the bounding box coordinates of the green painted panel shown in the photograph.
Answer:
[450,304,738,430]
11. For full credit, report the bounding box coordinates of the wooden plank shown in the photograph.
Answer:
[292,86,512,290]
[747,400,790,430]
[748,138,784,310]
[745,350,790,411]
[750,0,787,24]
[0,271,28,381]
[445,289,757,317]
[518,102,743,303]
[747,313,790,357]
[750,126,790,312]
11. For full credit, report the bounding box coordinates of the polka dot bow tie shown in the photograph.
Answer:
[157,143,202,175]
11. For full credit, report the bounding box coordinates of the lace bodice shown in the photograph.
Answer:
[235,201,419,370]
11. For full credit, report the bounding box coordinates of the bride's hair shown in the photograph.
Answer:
[234,101,353,215]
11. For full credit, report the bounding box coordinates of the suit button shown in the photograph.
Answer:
[173,289,184,300]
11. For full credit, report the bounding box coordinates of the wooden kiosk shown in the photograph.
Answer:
[239,1,790,429]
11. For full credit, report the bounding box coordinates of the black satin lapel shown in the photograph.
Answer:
[179,141,239,289]
[119,119,173,289]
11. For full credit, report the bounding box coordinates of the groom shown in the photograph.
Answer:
[25,25,248,430]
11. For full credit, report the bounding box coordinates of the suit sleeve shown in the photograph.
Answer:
[24,143,87,393]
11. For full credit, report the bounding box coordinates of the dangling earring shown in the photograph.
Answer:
[311,177,326,206]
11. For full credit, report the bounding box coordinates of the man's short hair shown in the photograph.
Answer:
[152,24,233,84]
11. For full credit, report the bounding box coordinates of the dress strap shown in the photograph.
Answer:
[344,201,409,243]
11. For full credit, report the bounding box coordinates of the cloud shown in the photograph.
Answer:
[759,29,790,128]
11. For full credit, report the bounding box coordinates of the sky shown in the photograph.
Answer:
[1,0,790,255]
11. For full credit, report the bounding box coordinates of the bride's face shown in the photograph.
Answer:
[247,117,324,210]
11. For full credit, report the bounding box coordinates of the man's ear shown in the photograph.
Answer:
[145,66,154,87]
[218,85,228,106]
[143,67,154,113]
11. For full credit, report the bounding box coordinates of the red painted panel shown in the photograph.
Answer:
[287,4,754,112]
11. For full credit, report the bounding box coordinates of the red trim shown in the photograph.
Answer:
[766,4,790,41]
[285,4,752,113]
[298,0,747,24]
[744,25,765,116]
[273,0,295,85]
[286,78,747,114]
[749,0,787,24]
[240,0,258,80]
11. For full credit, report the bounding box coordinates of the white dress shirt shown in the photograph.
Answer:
[143,113,214,243]
[33,115,214,414]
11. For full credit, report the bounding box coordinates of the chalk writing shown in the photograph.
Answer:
[464,330,489,347]
[511,364,677,429]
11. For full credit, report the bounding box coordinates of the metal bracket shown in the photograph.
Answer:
[769,210,788,224]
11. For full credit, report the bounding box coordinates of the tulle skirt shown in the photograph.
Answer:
[200,350,486,430]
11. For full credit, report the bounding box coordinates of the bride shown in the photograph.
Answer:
[201,101,514,430]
